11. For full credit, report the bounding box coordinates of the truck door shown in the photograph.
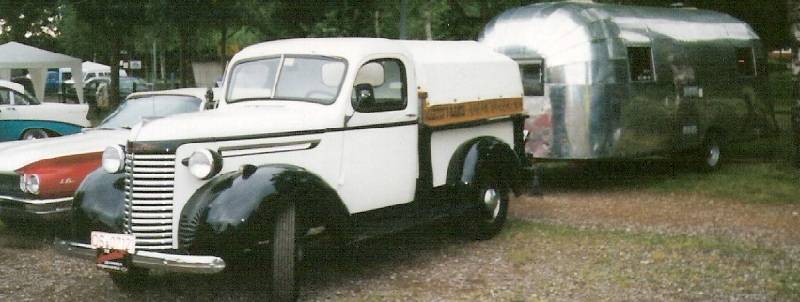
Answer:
[340,58,419,213]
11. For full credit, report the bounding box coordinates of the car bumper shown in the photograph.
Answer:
[54,239,226,274]
[0,195,72,220]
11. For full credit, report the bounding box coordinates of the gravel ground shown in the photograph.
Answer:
[1,190,798,301]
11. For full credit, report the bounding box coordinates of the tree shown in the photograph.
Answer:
[0,0,60,48]
[69,1,147,108]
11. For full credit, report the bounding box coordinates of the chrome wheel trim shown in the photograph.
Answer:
[23,129,47,140]
[706,144,720,167]
[483,188,501,220]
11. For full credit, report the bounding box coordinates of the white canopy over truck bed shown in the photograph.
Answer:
[398,40,523,127]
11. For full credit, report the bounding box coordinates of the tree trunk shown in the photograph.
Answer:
[789,0,800,167]
[178,27,191,88]
[374,10,381,38]
[424,1,433,40]
[219,23,228,69]
[399,0,407,39]
[160,50,166,82]
[109,36,121,109]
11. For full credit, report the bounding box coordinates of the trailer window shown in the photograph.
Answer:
[736,47,755,77]
[519,60,544,96]
[627,47,654,82]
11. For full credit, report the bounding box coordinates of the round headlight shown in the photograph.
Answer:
[188,149,221,180]
[102,145,125,174]
[23,174,40,195]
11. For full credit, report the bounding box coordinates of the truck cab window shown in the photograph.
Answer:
[519,60,544,96]
[736,47,755,77]
[627,47,654,82]
[352,59,407,112]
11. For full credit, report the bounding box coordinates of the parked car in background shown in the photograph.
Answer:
[66,76,152,107]
[0,79,90,141]
[0,88,215,228]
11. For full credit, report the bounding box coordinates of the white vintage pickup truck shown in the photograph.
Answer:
[57,38,531,300]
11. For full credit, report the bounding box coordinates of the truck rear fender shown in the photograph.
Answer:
[445,136,524,198]
[178,164,350,253]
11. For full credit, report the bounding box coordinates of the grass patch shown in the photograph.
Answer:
[539,111,799,204]
[500,219,800,300]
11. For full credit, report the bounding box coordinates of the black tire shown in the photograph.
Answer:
[21,129,49,140]
[698,134,722,172]
[271,201,301,301]
[0,217,27,231]
[461,180,510,240]
[108,267,149,291]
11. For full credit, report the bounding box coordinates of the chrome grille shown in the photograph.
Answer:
[124,153,176,250]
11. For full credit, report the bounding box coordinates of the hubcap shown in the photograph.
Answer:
[706,144,720,167]
[483,188,502,220]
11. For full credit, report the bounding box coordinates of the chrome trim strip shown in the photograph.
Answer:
[0,195,72,205]
[217,139,320,158]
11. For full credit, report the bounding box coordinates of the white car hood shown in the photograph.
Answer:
[0,129,129,171]
[131,102,342,142]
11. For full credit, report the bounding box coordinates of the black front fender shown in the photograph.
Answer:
[179,164,349,253]
[70,168,126,242]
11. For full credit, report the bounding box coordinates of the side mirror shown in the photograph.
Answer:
[353,83,374,111]
[204,88,217,110]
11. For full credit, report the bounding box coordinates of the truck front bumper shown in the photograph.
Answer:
[0,195,72,220]
[55,239,226,274]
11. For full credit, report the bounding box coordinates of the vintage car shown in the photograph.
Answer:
[0,79,91,140]
[480,2,776,170]
[0,88,213,228]
[57,38,532,300]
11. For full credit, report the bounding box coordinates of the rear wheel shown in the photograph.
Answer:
[21,129,49,140]
[270,201,302,301]
[461,180,510,240]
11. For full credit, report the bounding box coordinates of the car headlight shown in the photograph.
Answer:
[188,149,222,180]
[20,174,40,195]
[102,145,125,174]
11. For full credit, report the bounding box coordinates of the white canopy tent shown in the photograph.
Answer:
[0,42,84,103]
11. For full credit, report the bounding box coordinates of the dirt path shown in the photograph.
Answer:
[511,191,800,248]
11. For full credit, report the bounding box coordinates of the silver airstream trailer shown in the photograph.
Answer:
[480,2,775,169]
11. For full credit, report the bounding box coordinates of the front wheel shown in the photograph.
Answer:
[461,181,510,240]
[270,201,302,301]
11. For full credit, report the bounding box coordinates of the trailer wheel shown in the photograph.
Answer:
[698,133,722,172]
[460,179,510,240]
[270,200,302,301]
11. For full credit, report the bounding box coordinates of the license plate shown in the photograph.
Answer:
[91,232,135,272]
[91,231,136,253]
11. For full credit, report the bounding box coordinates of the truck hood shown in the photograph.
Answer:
[0,129,129,172]
[131,102,342,142]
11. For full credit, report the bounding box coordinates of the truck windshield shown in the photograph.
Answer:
[97,95,201,129]
[227,55,347,105]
